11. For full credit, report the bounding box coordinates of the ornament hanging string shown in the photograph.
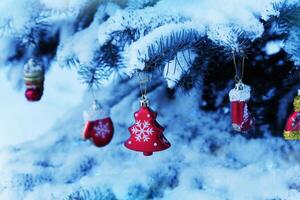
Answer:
[233,52,245,83]
[90,85,102,109]
[137,68,152,106]
[91,87,96,101]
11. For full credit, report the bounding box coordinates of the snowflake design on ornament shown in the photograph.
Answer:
[240,104,250,127]
[243,104,249,120]
[94,121,110,138]
[131,120,154,142]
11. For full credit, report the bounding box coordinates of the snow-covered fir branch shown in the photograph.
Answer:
[2,0,300,199]
[125,23,204,75]
[2,0,300,87]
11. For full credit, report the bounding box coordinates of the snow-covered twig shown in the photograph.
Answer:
[125,22,205,76]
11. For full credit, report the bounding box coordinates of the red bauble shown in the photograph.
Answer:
[82,101,114,147]
[284,92,300,140]
[25,88,43,101]
[229,82,254,132]
[83,118,114,147]
[125,104,170,156]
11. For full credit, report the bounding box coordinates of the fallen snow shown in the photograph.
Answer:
[0,77,299,199]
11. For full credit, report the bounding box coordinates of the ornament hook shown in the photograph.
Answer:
[140,94,149,107]
[235,80,244,91]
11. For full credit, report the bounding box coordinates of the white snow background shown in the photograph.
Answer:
[0,0,300,199]
[0,64,85,147]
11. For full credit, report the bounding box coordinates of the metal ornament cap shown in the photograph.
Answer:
[24,59,44,79]
[140,95,149,107]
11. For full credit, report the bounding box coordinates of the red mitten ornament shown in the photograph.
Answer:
[82,101,114,147]
[229,82,255,132]
[24,59,44,102]
[125,97,170,156]
[284,90,300,140]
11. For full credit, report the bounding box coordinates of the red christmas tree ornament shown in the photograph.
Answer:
[23,59,44,102]
[82,100,114,147]
[284,90,300,140]
[124,96,171,156]
[229,81,255,132]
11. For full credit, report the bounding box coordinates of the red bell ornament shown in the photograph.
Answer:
[125,96,171,156]
[23,59,44,102]
[229,82,255,132]
[284,90,300,140]
[82,101,114,147]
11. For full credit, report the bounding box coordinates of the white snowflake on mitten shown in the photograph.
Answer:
[94,121,110,138]
[131,120,154,142]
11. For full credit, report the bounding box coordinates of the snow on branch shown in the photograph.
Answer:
[56,3,119,68]
[89,6,188,80]
[56,23,99,69]
[125,23,205,76]
[163,50,197,88]
[284,27,300,66]
[0,0,41,37]
[0,0,93,38]
[269,1,300,66]
[97,6,187,47]
[207,24,261,59]
[269,1,300,32]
